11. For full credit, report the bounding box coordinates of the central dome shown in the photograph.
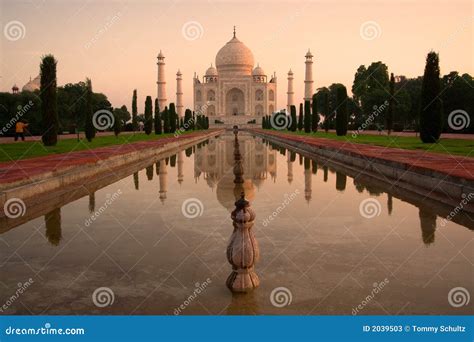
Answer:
[215,35,254,75]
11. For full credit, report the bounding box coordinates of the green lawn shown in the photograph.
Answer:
[281,130,474,157]
[0,132,191,162]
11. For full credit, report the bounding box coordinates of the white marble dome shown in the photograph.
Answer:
[22,75,40,92]
[205,64,218,76]
[252,64,265,76]
[216,36,254,75]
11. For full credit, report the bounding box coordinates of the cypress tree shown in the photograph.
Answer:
[290,105,297,131]
[84,78,95,142]
[420,51,443,143]
[311,94,319,132]
[184,109,192,131]
[387,73,395,135]
[205,116,209,129]
[169,103,177,133]
[335,85,348,136]
[154,99,162,134]
[163,106,169,133]
[144,96,153,135]
[304,100,311,133]
[192,111,196,130]
[132,89,138,131]
[113,110,121,137]
[298,103,303,131]
[40,54,59,146]
[262,116,265,129]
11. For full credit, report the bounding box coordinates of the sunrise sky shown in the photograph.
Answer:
[1,0,473,113]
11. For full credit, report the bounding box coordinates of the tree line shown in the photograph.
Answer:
[263,51,473,142]
[0,54,209,146]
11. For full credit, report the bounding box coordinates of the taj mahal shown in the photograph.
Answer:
[156,27,314,126]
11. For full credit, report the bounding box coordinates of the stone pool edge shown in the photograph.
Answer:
[250,129,474,213]
[0,130,224,208]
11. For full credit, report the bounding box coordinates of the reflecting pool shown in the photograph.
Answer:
[0,132,472,315]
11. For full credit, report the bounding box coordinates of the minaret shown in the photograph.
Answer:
[304,49,314,102]
[176,69,183,118]
[157,50,167,110]
[287,69,294,113]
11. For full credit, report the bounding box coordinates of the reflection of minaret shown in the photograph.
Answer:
[304,158,312,203]
[45,208,62,246]
[304,49,314,102]
[157,50,167,110]
[419,208,436,245]
[133,172,139,190]
[287,69,294,113]
[387,194,393,215]
[146,165,154,180]
[287,153,293,184]
[88,192,95,213]
[335,171,346,192]
[176,69,183,118]
[177,151,184,185]
[159,159,168,203]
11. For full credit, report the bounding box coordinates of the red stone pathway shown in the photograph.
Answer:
[253,129,474,182]
[0,130,219,186]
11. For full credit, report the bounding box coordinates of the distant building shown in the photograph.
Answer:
[22,75,40,92]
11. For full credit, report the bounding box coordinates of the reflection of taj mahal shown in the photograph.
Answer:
[193,28,276,125]
[194,134,277,209]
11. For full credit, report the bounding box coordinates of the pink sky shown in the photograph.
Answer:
[1,0,472,113]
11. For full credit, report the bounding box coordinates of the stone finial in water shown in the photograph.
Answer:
[226,192,260,293]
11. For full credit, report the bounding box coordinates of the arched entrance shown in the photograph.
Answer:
[226,88,245,116]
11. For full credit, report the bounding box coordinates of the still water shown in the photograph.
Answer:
[0,132,472,315]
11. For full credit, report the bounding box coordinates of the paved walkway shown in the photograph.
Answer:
[0,131,137,144]
[325,130,474,140]
[0,131,214,186]
[255,129,474,181]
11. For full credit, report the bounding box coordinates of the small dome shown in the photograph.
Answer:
[205,64,218,76]
[216,34,254,75]
[12,84,19,90]
[22,75,40,92]
[252,64,265,76]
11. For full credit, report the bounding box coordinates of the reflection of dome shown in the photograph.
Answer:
[22,75,40,92]
[252,64,265,76]
[205,64,218,76]
[216,178,255,212]
[216,35,254,75]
